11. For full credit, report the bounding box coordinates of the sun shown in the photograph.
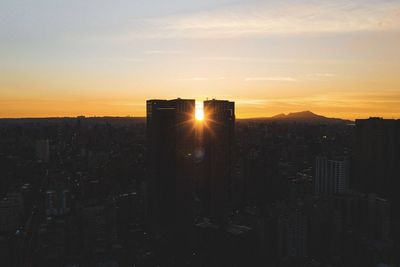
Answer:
[195,101,204,121]
[195,108,204,121]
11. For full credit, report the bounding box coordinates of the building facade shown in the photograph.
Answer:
[203,99,235,225]
[146,98,196,246]
[353,118,400,216]
[314,156,349,195]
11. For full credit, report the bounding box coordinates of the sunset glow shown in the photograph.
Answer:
[0,0,399,119]
[195,102,204,121]
[195,110,204,121]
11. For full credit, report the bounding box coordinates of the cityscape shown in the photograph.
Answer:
[1,0,400,266]
[0,103,399,266]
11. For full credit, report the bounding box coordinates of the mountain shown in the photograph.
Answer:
[240,111,353,124]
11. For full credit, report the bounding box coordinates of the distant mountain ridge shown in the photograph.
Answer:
[240,111,353,124]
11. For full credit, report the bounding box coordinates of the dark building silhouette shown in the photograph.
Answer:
[146,99,196,249]
[314,155,349,195]
[353,118,400,215]
[203,99,235,225]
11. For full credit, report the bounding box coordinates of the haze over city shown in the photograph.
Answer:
[1,0,400,119]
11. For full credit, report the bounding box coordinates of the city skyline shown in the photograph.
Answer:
[1,98,399,266]
[1,0,400,119]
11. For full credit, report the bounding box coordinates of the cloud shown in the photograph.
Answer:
[305,73,337,80]
[123,0,400,39]
[309,73,336,78]
[107,101,145,107]
[244,76,296,82]
[243,73,336,82]
[90,57,144,62]
[236,99,269,105]
[174,76,225,81]
[144,50,184,55]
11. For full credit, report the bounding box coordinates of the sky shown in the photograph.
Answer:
[1,0,400,119]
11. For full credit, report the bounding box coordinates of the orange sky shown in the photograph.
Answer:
[1,0,400,119]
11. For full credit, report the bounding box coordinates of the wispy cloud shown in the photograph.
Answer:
[107,101,145,107]
[174,76,225,81]
[305,73,337,80]
[236,99,270,105]
[84,57,144,62]
[144,50,184,55]
[308,73,336,78]
[243,73,336,82]
[123,0,400,39]
[244,76,296,82]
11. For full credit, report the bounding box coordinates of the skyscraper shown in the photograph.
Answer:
[314,156,349,195]
[203,99,235,225]
[353,118,400,215]
[35,139,50,162]
[146,98,196,245]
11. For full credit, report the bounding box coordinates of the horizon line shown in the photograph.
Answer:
[1,114,398,121]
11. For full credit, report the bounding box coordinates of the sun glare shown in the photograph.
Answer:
[195,101,204,121]
[195,109,204,121]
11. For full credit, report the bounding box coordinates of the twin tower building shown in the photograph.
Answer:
[146,98,235,247]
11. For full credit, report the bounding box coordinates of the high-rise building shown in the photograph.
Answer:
[277,209,308,258]
[353,118,400,215]
[366,193,391,241]
[314,156,349,195]
[35,139,50,162]
[0,192,24,235]
[203,99,235,225]
[146,98,196,244]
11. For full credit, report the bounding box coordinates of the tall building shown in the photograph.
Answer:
[146,98,196,245]
[277,209,308,258]
[0,192,24,235]
[314,156,349,195]
[203,99,235,225]
[353,118,400,215]
[366,193,391,241]
[35,139,50,162]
